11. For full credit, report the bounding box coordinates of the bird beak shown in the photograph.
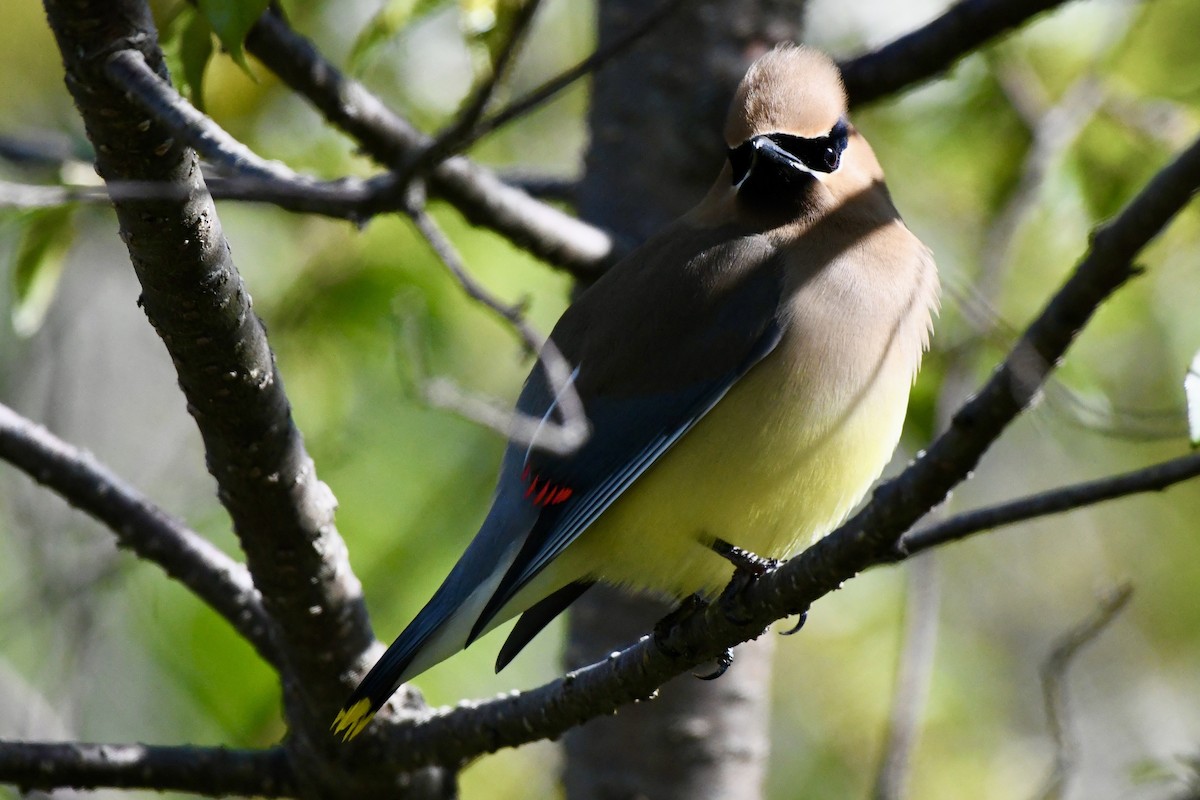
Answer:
[758,128,848,173]
[751,135,818,178]
[731,132,844,190]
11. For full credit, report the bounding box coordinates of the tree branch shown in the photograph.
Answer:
[243,9,613,278]
[453,0,687,158]
[1032,584,1134,800]
[400,0,548,180]
[899,450,1200,556]
[0,741,295,797]
[103,48,405,222]
[346,129,1200,770]
[43,0,374,733]
[405,196,589,456]
[840,0,1084,107]
[871,553,940,800]
[0,403,279,668]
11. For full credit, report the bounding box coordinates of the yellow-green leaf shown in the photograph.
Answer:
[180,11,215,111]
[196,0,269,76]
[10,205,76,337]
[163,8,215,110]
[1186,350,1200,447]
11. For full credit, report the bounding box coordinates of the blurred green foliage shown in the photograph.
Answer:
[1,1,1200,799]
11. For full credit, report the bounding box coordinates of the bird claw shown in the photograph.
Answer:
[694,648,734,680]
[710,538,781,579]
[779,609,809,635]
[653,593,709,658]
[711,538,779,625]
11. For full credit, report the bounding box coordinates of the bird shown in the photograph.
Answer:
[333,44,938,741]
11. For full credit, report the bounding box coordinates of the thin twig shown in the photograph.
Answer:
[898,450,1200,557]
[1032,584,1134,800]
[0,180,102,208]
[872,552,941,800]
[463,0,687,151]
[500,172,578,203]
[404,196,590,455]
[0,403,279,668]
[840,0,1085,108]
[403,0,548,178]
[0,173,382,218]
[0,741,295,797]
[0,133,83,169]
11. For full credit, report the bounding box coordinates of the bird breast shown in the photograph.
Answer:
[548,221,936,600]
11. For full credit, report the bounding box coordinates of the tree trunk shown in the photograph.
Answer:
[565,2,806,798]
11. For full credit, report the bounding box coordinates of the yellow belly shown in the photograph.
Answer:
[521,340,914,604]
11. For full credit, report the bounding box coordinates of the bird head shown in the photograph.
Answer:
[720,46,874,222]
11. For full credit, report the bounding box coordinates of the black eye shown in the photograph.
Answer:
[767,118,849,174]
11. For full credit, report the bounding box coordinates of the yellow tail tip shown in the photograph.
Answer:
[331,699,375,742]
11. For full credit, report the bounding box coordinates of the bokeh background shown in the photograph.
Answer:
[1,0,1199,798]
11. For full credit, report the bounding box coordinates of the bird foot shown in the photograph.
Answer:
[710,538,781,578]
[653,592,709,658]
[711,538,780,625]
[653,595,736,679]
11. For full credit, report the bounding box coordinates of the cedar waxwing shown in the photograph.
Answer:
[333,44,938,740]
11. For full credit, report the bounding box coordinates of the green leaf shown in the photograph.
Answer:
[348,0,451,73]
[163,8,215,111]
[180,10,215,111]
[1186,349,1200,447]
[196,0,270,75]
[10,205,76,337]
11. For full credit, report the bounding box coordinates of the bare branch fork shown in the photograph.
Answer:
[413,0,689,170]
[404,190,590,456]
[396,0,549,184]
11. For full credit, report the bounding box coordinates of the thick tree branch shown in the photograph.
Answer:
[42,0,373,732]
[243,10,613,278]
[0,403,278,667]
[899,450,1200,556]
[344,130,1200,769]
[840,0,1083,107]
[0,741,295,797]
